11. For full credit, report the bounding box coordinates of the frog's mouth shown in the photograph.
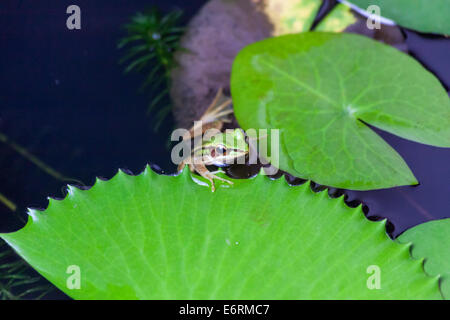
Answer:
[211,151,249,167]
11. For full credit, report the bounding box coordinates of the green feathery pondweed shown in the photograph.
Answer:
[0,240,53,300]
[119,7,185,130]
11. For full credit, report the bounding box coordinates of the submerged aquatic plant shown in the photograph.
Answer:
[0,240,53,300]
[0,131,83,212]
[118,7,185,130]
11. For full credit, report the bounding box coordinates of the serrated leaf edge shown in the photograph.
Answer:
[0,165,443,299]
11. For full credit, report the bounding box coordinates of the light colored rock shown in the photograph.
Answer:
[170,0,273,128]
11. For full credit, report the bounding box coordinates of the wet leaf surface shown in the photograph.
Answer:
[0,168,442,299]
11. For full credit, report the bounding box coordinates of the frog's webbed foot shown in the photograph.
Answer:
[196,165,233,192]
[202,102,233,123]
[182,89,233,142]
[205,173,234,192]
[201,88,233,124]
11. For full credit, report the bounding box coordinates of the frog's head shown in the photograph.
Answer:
[203,128,249,166]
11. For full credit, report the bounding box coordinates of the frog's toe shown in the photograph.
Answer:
[214,176,233,185]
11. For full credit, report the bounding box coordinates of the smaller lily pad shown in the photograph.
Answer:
[231,32,450,190]
[398,219,450,300]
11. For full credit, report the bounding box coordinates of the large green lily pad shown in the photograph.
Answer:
[231,32,450,190]
[0,167,441,299]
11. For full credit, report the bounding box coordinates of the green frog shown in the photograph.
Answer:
[178,128,249,192]
[178,89,249,192]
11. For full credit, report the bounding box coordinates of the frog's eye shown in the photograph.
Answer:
[215,145,227,155]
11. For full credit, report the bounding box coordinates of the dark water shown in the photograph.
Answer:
[0,0,206,233]
[0,0,449,299]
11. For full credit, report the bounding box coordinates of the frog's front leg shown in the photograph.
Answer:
[177,158,195,173]
[193,162,233,192]
[178,158,232,192]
